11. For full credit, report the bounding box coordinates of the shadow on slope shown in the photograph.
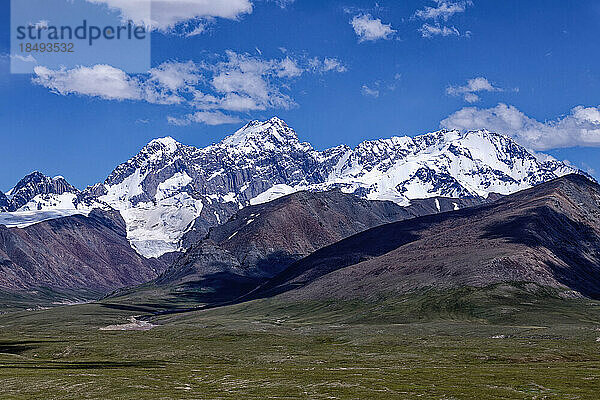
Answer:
[482,206,600,299]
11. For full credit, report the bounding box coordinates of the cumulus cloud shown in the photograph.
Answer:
[419,23,460,38]
[33,64,144,101]
[440,103,600,150]
[446,77,502,103]
[414,0,472,21]
[86,0,253,32]
[33,52,346,125]
[277,57,303,78]
[351,14,396,42]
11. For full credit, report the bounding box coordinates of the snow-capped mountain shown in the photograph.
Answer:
[5,171,79,211]
[81,117,580,257]
[0,172,104,227]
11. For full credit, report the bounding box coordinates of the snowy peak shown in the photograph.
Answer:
[9,171,77,194]
[95,118,583,257]
[136,136,186,164]
[101,136,193,191]
[7,171,79,210]
[146,136,181,153]
[221,117,309,152]
[0,172,104,223]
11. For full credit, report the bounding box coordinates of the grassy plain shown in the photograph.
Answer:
[1,285,600,399]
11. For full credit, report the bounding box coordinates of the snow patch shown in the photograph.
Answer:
[250,184,297,205]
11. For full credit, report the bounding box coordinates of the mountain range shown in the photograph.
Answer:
[0,118,581,259]
[0,114,597,310]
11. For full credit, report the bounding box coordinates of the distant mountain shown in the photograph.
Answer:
[246,175,600,302]
[0,172,104,222]
[81,118,580,257]
[0,209,167,298]
[6,171,79,210]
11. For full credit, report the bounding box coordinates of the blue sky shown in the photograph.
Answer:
[1,0,600,190]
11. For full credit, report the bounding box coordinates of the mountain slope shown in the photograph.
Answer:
[82,118,580,257]
[0,209,167,299]
[115,191,487,305]
[162,190,467,283]
[247,174,600,301]
[153,190,421,303]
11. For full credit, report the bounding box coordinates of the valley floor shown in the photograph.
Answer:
[1,290,600,399]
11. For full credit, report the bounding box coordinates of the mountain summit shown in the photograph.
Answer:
[221,117,305,150]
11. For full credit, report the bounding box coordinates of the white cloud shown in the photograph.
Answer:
[446,77,502,103]
[168,111,241,126]
[86,0,253,31]
[278,57,303,78]
[361,85,380,98]
[415,1,472,39]
[33,64,143,101]
[185,24,209,37]
[148,61,200,91]
[32,52,346,125]
[322,58,347,73]
[419,23,460,38]
[415,0,472,21]
[440,103,600,150]
[351,14,396,42]
[308,57,347,73]
[208,51,296,111]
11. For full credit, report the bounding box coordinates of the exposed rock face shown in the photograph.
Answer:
[0,209,167,297]
[0,191,10,212]
[247,175,600,301]
[81,118,580,257]
[155,190,491,303]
